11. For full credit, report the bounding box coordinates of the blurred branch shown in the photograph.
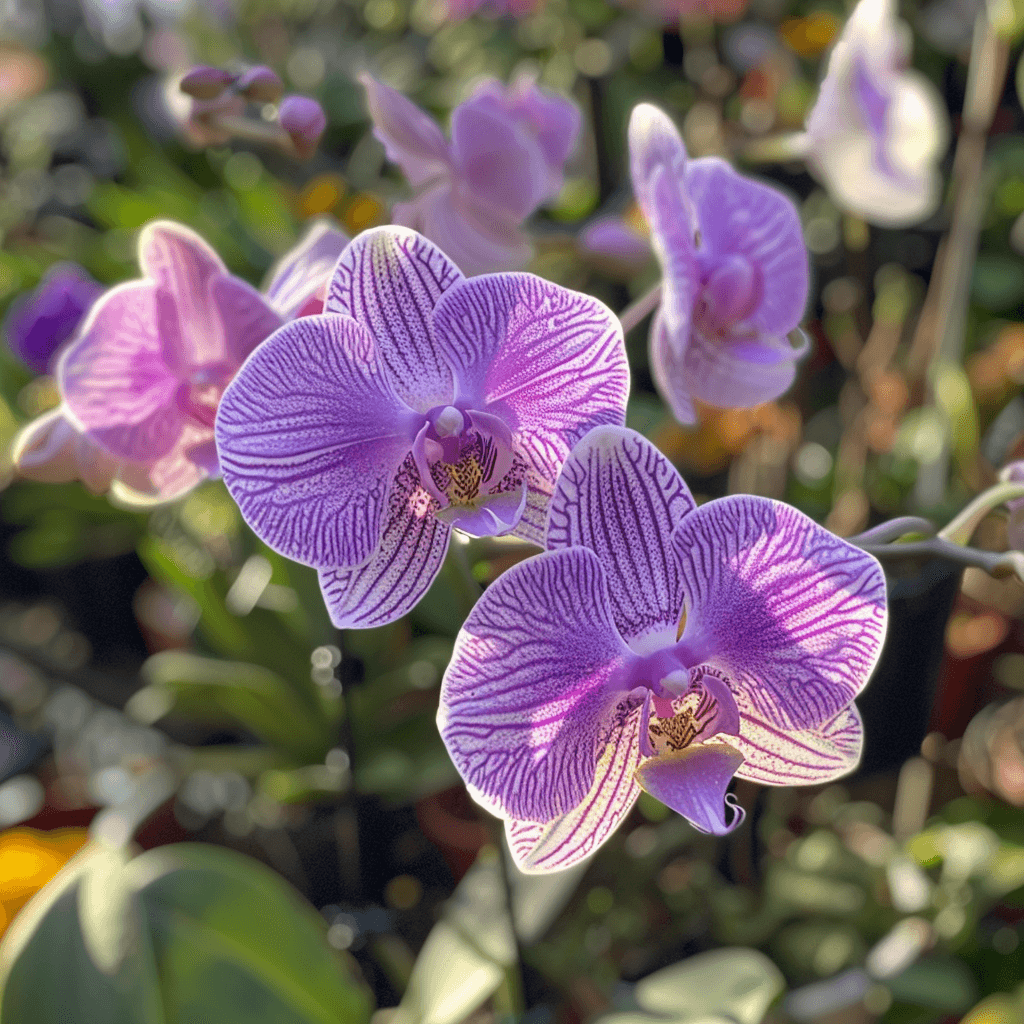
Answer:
[856,535,1024,580]
[619,283,662,334]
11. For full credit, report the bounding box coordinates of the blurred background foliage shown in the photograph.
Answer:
[4,0,1024,1021]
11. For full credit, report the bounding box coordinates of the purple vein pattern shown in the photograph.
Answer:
[628,103,809,424]
[439,425,887,872]
[15,219,348,504]
[215,226,629,629]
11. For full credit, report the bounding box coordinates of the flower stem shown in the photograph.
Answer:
[619,282,662,334]
[937,480,1024,544]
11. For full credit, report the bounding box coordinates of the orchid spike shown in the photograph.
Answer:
[1001,461,1024,551]
[215,226,629,629]
[19,219,348,504]
[438,426,887,872]
[361,73,581,276]
[802,0,949,226]
[628,104,810,425]
[4,263,104,375]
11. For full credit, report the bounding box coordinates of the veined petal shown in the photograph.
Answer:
[137,220,227,368]
[733,700,864,785]
[679,327,802,410]
[433,273,629,520]
[438,547,636,823]
[318,455,451,628]
[685,158,808,337]
[547,425,694,650]
[360,74,453,188]
[649,312,697,425]
[671,495,888,731]
[215,313,414,569]
[505,695,645,873]
[635,742,746,835]
[263,219,350,320]
[210,276,284,366]
[59,281,184,462]
[325,227,461,411]
[144,426,211,501]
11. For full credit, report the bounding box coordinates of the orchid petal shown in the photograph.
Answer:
[137,220,227,367]
[432,273,629,543]
[59,281,184,462]
[209,276,284,365]
[547,425,694,650]
[505,696,645,873]
[734,700,864,785]
[215,313,414,569]
[628,104,689,223]
[393,184,534,277]
[685,158,808,337]
[671,495,888,731]
[635,742,746,836]
[263,220,349,320]
[451,100,549,220]
[317,455,451,628]
[145,428,211,500]
[12,408,110,488]
[438,547,636,823]
[360,74,452,188]
[325,227,461,411]
[649,312,697,425]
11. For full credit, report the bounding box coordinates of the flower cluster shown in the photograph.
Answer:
[438,427,887,871]
[13,219,348,502]
[362,74,581,275]
[628,104,810,424]
[215,226,629,628]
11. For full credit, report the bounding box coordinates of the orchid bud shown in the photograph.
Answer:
[278,95,327,159]
[180,65,236,100]
[237,66,284,103]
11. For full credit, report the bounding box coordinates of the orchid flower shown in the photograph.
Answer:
[4,263,103,375]
[802,0,949,226]
[215,226,628,629]
[13,219,348,503]
[438,426,887,872]
[362,74,581,276]
[628,104,810,425]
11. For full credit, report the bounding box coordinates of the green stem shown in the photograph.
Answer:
[938,481,1024,544]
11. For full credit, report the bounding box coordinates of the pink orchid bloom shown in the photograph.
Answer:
[13,219,348,505]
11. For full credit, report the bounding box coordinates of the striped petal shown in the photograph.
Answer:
[505,695,644,873]
[59,281,183,462]
[209,276,284,366]
[317,455,451,628]
[263,220,349,320]
[547,426,694,650]
[432,273,629,543]
[438,547,636,823]
[215,313,414,569]
[733,701,864,785]
[635,742,746,836]
[325,227,462,412]
[671,495,887,731]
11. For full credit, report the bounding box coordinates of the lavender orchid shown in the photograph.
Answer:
[802,0,948,226]
[215,226,628,629]
[13,219,348,503]
[438,426,887,872]
[628,104,810,425]
[362,74,581,276]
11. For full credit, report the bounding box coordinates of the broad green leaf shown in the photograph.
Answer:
[0,842,372,1024]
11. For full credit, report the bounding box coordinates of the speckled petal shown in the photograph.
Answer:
[671,495,888,731]
[438,547,636,823]
[215,313,414,569]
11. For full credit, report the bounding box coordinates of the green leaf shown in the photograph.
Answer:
[138,652,332,763]
[0,842,372,1024]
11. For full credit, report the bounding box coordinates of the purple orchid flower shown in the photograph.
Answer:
[628,103,810,425]
[361,74,581,276]
[4,263,104,375]
[802,0,948,226]
[26,219,348,504]
[438,426,887,872]
[215,226,629,629]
